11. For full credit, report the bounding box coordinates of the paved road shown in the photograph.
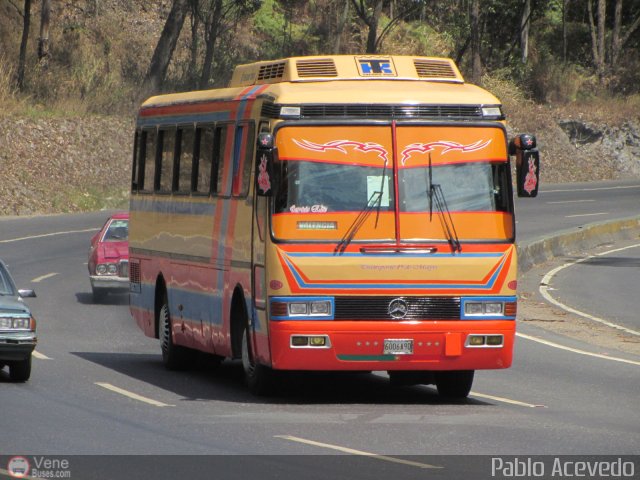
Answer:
[0,182,638,479]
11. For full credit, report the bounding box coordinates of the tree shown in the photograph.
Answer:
[143,0,191,94]
[17,0,32,91]
[38,0,51,65]
[470,0,482,84]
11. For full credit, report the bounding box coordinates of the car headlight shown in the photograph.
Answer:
[96,263,118,275]
[0,316,33,330]
[461,297,517,319]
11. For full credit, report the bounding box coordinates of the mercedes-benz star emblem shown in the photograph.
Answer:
[388,298,408,319]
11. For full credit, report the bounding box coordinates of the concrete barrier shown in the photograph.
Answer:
[517,216,640,274]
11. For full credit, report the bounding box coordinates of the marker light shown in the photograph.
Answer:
[280,106,301,117]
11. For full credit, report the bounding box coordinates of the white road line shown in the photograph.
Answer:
[516,332,640,367]
[32,350,52,360]
[546,199,595,204]
[275,435,441,469]
[0,227,99,244]
[543,185,640,193]
[539,243,640,337]
[95,382,175,407]
[31,272,59,283]
[469,391,546,408]
[564,212,609,218]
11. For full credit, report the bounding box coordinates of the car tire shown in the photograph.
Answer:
[241,324,277,396]
[9,355,32,382]
[435,370,474,398]
[159,301,193,370]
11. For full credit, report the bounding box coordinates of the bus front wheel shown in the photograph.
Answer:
[159,302,193,370]
[435,370,474,398]
[241,325,276,396]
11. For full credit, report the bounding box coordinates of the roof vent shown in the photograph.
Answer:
[296,59,338,78]
[258,62,286,81]
[414,59,458,80]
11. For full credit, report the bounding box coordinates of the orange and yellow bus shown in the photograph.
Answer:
[129,55,539,397]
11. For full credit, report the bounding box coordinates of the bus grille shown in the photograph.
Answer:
[260,102,483,120]
[333,296,461,320]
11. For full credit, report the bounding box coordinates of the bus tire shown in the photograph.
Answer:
[435,370,474,398]
[159,302,193,370]
[9,356,32,382]
[241,324,276,396]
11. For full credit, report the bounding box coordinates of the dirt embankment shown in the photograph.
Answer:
[0,116,133,215]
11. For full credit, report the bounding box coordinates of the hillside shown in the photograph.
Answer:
[0,1,639,216]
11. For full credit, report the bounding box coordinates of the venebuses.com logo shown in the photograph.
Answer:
[7,456,71,478]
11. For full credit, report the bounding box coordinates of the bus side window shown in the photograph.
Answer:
[158,127,176,193]
[131,130,141,192]
[195,125,214,195]
[232,122,255,197]
[177,126,195,194]
[141,128,157,193]
[214,125,229,197]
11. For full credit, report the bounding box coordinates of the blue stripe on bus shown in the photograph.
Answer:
[282,255,506,291]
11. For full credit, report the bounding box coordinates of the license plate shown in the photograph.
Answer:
[383,339,413,355]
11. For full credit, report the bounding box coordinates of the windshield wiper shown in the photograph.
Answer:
[425,155,461,253]
[334,190,383,255]
[334,161,388,255]
[430,184,462,253]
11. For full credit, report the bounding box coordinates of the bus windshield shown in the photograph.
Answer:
[270,124,513,243]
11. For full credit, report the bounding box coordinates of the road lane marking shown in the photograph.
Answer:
[543,185,640,193]
[95,382,175,407]
[0,227,99,243]
[275,435,441,469]
[564,212,609,218]
[32,350,52,360]
[546,199,595,204]
[31,272,59,283]
[517,332,640,367]
[469,391,546,408]
[539,243,640,337]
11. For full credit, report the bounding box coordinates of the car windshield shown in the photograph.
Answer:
[103,219,129,242]
[0,264,17,296]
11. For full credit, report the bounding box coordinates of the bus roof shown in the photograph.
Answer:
[140,55,501,111]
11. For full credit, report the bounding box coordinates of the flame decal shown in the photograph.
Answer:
[293,139,389,165]
[401,139,492,165]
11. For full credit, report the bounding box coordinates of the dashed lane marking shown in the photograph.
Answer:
[275,435,441,469]
[95,382,175,407]
[469,391,546,408]
[31,272,59,283]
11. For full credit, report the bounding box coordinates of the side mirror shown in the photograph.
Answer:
[255,133,276,197]
[510,134,540,198]
[18,289,36,298]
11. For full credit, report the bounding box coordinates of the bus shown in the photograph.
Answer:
[128,55,539,398]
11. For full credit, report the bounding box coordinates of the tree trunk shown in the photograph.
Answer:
[17,0,31,91]
[587,0,606,85]
[562,0,567,63]
[143,0,190,94]
[470,0,482,84]
[334,0,350,54]
[521,0,531,64]
[188,0,200,89]
[38,0,51,64]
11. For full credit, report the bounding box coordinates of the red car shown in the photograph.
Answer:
[88,212,129,301]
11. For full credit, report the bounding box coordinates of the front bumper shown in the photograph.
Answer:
[268,320,515,371]
[0,332,37,361]
[90,275,129,290]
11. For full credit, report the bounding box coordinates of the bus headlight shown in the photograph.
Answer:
[270,297,334,320]
[461,297,516,319]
